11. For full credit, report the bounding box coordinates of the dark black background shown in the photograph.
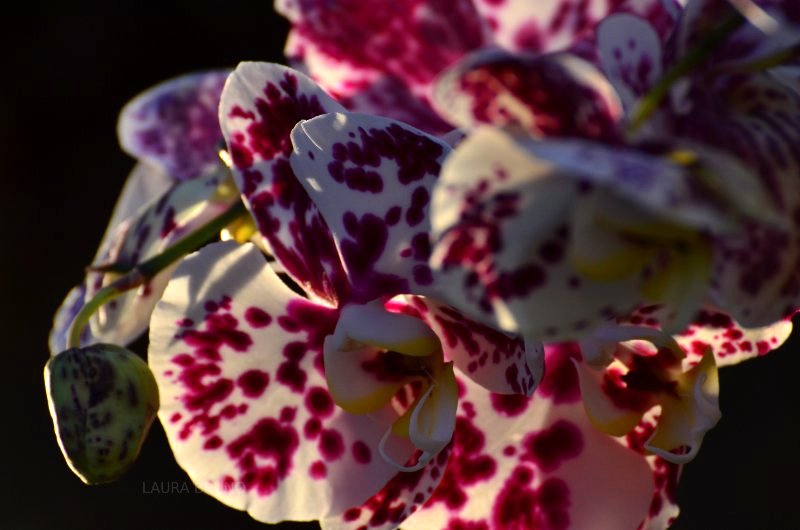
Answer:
[3,13,799,530]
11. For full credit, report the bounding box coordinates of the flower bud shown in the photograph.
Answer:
[44,344,159,484]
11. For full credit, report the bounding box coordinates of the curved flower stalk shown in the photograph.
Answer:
[596,0,800,328]
[275,0,677,134]
[147,62,542,525]
[50,70,237,353]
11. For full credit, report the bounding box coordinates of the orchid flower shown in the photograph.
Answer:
[423,0,800,345]
[50,70,239,353]
[276,0,678,134]
[147,62,541,525]
[595,0,800,329]
[328,342,684,530]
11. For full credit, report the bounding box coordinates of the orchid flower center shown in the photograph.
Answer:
[576,323,720,463]
[323,300,458,472]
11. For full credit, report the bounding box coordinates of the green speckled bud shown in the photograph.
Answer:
[44,344,159,484]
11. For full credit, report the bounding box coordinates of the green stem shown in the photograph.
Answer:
[627,13,745,133]
[716,43,800,74]
[66,200,248,349]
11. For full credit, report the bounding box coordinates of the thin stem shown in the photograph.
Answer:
[66,200,248,349]
[627,13,745,133]
[716,43,800,74]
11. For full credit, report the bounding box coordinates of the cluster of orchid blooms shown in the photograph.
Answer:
[45,0,800,528]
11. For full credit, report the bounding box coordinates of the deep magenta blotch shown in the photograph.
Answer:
[521,420,584,472]
[319,429,345,461]
[244,306,273,328]
[236,369,270,398]
[305,386,335,418]
[352,440,372,464]
[490,393,531,417]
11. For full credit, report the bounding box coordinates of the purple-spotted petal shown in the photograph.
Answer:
[99,162,174,254]
[149,241,412,523]
[471,0,676,53]
[675,0,800,69]
[433,49,622,140]
[118,71,229,180]
[575,327,721,464]
[623,305,794,367]
[401,347,658,530]
[678,310,794,366]
[394,296,542,396]
[277,0,488,134]
[86,169,235,345]
[321,444,452,530]
[688,74,800,325]
[429,127,693,340]
[625,414,682,529]
[521,140,740,231]
[219,62,349,305]
[290,112,450,301]
[597,13,663,112]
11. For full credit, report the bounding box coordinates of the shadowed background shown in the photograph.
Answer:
[2,13,799,530]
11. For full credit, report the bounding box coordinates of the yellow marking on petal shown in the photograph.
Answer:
[218,149,233,168]
[641,240,712,332]
[666,149,698,166]
[573,359,645,437]
[571,241,657,281]
[358,335,442,357]
[392,400,414,438]
[221,215,258,244]
[644,347,720,464]
[409,363,458,454]
[210,172,240,202]
[331,383,409,415]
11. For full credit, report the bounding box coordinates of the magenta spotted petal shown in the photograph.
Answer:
[219,62,350,305]
[677,311,794,367]
[277,0,488,134]
[597,13,663,113]
[118,70,229,180]
[391,296,542,396]
[98,162,175,252]
[290,112,451,302]
[86,169,235,346]
[429,127,733,340]
[471,0,677,53]
[622,305,794,368]
[675,0,800,70]
[434,49,623,141]
[150,241,414,523]
[399,349,661,530]
[321,444,453,530]
[693,74,800,326]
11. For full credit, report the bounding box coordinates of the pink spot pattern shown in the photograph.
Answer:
[118,70,229,180]
[401,296,538,395]
[220,63,350,304]
[289,112,450,302]
[620,305,794,368]
[150,243,407,523]
[398,347,663,530]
